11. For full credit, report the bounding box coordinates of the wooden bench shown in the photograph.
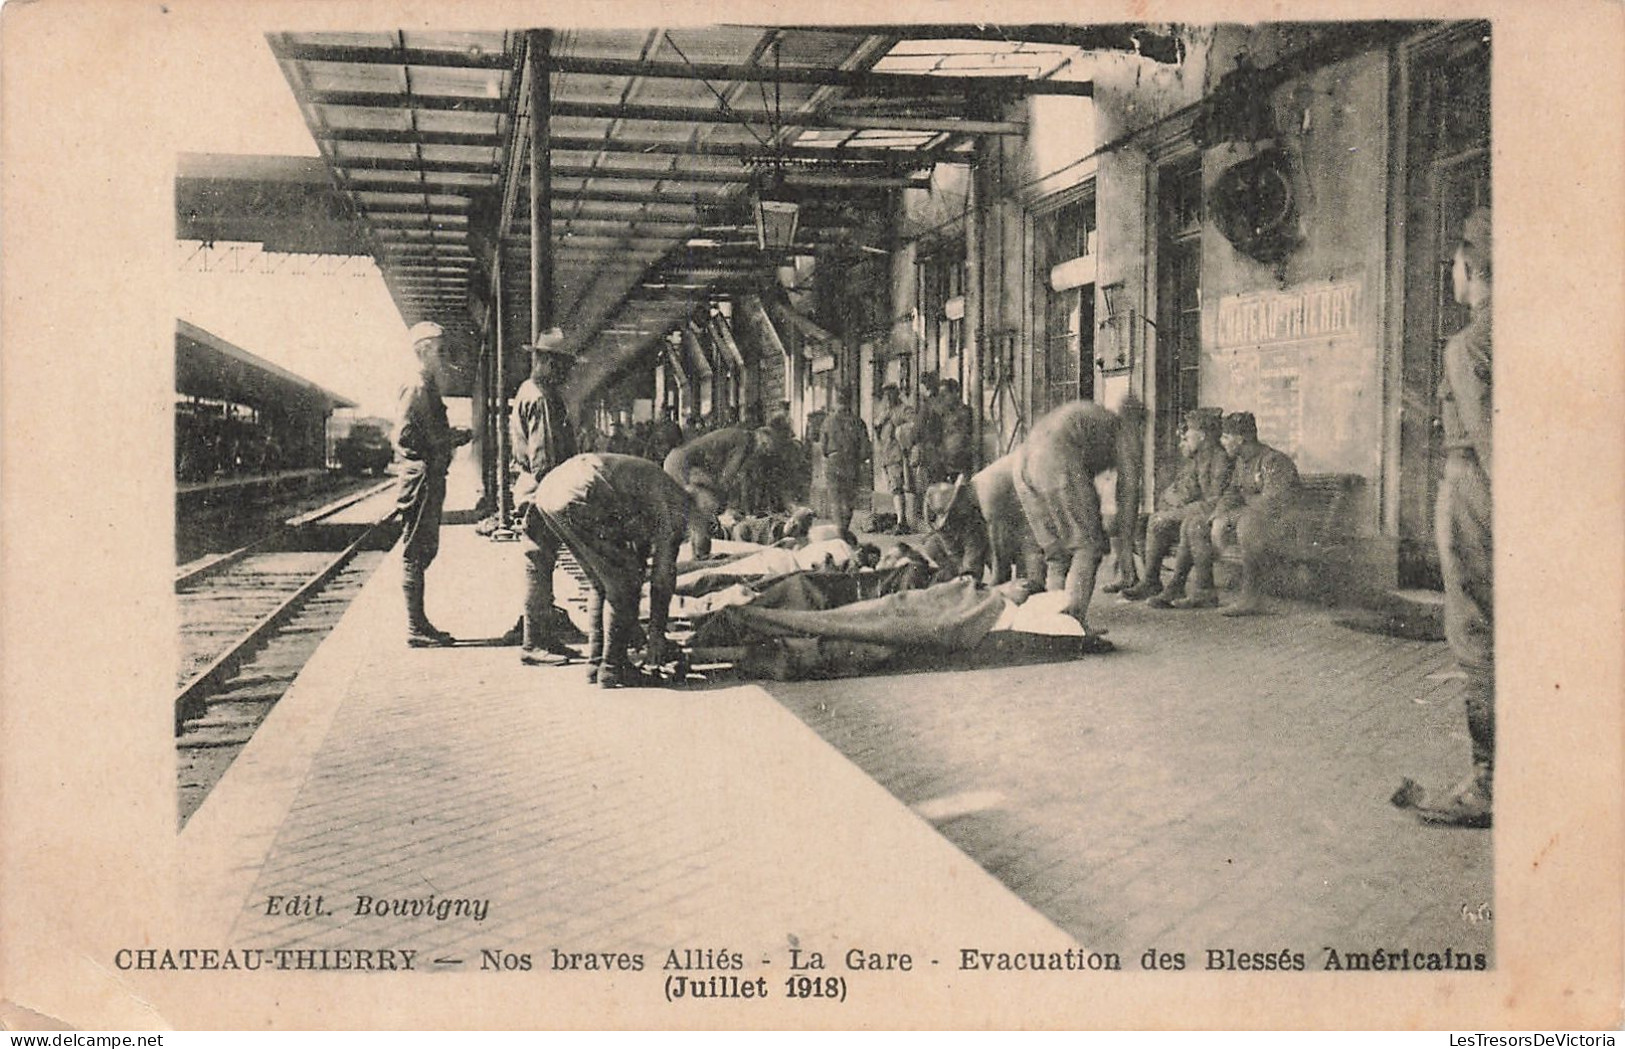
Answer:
[1216,472,1368,599]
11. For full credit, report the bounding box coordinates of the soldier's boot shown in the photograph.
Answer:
[1221,549,1274,616]
[1418,762,1492,828]
[403,565,453,647]
[1169,588,1219,610]
[519,615,575,665]
[595,605,643,688]
[1121,576,1163,601]
[1146,558,1190,608]
[1420,676,1495,827]
[1124,530,1174,600]
[1220,590,1273,616]
[1167,550,1218,609]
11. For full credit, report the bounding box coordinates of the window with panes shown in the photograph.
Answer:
[1155,158,1203,466]
[1040,197,1096,412]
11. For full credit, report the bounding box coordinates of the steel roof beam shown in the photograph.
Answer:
[546,99,1024,135]
[272,41,515,70]
[321,128,940,164]
[307,89,510,112]
[773,23,1181,60]
[550,163,928,188]
[548,53,1092,96]
[341,157,500,175]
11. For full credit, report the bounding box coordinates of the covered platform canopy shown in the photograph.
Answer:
[176,318,356,414]
[250,26,1171,400]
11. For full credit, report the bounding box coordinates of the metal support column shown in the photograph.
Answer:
[494,251,512,526]
[528,28,554,337]
[471,334,491,511]
[964,136,986,468]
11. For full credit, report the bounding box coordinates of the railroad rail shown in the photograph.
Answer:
[175,477,393,589]
[175,483,397,826]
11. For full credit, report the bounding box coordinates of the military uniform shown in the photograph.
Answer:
[511,367,579,658]
[1436,305,1494,818]
[913,391,945,486]
[394,368,457,568]
[394,347,468,644]
[663,426,755,559]
[876,400,915,497]
[1127,426,1231,600]
[1180,425,1300,611]
[1010,401,1119,626]
[818,406,870,535]
[529,454,690,687]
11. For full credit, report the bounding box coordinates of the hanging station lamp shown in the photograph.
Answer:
[750,38,800,256]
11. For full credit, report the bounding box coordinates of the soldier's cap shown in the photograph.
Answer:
[407,321,445,345]
[527,327,573,359]
[1184,407,1224,436]
[1459,207,1491,275]
[1221,411,1258,438]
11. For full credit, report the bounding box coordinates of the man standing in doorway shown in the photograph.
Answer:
[1419,206,1494,828]
[510,328,581,664]
[875,384,915,533]
[394,321,472,646]
[938,377,976,482]
[818,389,870,538]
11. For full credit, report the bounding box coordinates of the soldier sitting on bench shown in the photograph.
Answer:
[1123,407,1229,603]
[1179,411,1302,616]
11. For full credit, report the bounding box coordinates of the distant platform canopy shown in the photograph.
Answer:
[176,153,370,256]
[177,319,356,414]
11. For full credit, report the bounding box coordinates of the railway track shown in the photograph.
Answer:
[175,484,397,828]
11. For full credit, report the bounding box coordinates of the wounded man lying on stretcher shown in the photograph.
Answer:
[683,565,1112,683]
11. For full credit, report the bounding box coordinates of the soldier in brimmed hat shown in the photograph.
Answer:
[394,321,473,646]
[510,328,582,663]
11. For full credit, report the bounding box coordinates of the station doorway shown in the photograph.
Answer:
[1397,23,1491,589]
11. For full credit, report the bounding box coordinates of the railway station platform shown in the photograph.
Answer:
[174,453,1492,1024]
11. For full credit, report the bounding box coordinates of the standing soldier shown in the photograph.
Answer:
[394,321,472,646]
[1418,206,1494,828]
[818,389,870,537]
[648,407,686,466]
[914,373,945,487]
[874,384,915,533]
[510,328,580,664]
[938,377,976,482]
